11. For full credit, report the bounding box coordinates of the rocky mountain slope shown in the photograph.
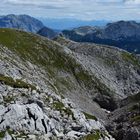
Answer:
[62,21,140,54]
[0,14,44,33]
[0,28,140,139]
[0,28,115,140]
[54,36,140,140]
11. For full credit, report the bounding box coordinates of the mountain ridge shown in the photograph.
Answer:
[37,26,58,39]
[62,20,140,54]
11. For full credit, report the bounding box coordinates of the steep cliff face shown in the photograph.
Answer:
[0,28,140,139]
[0,14,44,33]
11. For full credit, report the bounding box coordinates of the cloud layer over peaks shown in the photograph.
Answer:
[0,0,140,20]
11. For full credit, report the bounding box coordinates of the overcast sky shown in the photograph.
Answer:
[0,0,140,20]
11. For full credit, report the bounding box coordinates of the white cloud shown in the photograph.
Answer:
[0,0,140,20]
[124,0,140,4]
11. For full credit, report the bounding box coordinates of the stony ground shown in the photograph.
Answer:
[0,29,140,140]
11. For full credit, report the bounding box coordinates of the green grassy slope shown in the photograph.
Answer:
[0,28,112,97]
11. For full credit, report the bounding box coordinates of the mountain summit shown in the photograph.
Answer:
[0,14,44,33]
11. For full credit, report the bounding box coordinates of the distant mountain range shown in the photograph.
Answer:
[0,14,140,54]
[0,14,57,39]
[62,21,140,54]
[39,18,109,30]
